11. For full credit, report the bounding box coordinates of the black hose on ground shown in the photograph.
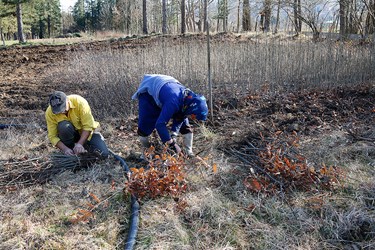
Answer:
[125,195,140,250]
[0,124,28,129]
[109,149,140,250]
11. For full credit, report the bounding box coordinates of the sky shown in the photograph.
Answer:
[60,0,77,11]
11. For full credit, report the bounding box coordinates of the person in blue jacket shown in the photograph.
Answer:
[132,74,209,156]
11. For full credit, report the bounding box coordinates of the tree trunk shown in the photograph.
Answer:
[197,0,203,32]
[223,0,228,32]
[0,26,5,46]
[242,0,251,31]
[191,0,196,32]
[126,1,131,34]
[365,0,375,34]
[293,0,302,33]
[39,18,44,38]
[348,0,356,34]
[181,0,186,34]
[142,0,148,34]
[216,0,220,32]
[203,0,208,32]
[263,0,271,32]
[16,2,26,43]
[188,0,195,32]
[162,0,167,34]
[236,0,240,33]
[47,14,51,38]
[274,0,281,33]
[298,0,302,31]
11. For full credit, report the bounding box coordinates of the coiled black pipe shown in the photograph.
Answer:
[109,149,140,250]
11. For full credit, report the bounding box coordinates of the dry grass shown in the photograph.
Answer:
[0,125,48,160]
[1,110,374,250]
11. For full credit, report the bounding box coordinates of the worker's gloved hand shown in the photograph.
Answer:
[73,143,86,154]
[63,148,75,156]
[168,140,182,154]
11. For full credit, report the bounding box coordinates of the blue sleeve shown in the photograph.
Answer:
[155,102,180,143]
[171,121,183,133]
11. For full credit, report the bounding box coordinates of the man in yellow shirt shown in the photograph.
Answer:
[45,91,109,159]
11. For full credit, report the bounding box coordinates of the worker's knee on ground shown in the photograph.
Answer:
[87,132,109,159]
[57,120,78,148]
[57,120,76,138]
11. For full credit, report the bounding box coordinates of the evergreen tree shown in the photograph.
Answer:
[2,0,31,42]
[73,0,86,31]
[30,0,61,38]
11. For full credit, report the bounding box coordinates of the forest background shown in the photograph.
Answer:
[0,0,375,44]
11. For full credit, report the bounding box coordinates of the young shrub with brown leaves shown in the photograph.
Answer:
[242,132,343,194]
[125,146,188,200]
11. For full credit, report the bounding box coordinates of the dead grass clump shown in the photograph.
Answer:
[318,206,375,246]
[0,125,48,160]
[136,198,191,249]
[360,183,375,210]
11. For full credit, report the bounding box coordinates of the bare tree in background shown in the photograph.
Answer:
[242,0,251,31]
[339,0,371,39]
[162,0,167,34]
[285,0,332,40]
[196,0,203,32]
[294,0,302,34]
[186,0,196,32]
[236,0,241,32]
[142,0,148,34]
[339,0,348,37]
[181,0,186,34]
[364,0,375,34]
[125,0,132,33]
[274,0,281,33]
[216,0,229,32]
[260,0,272,32]
[204,0,208,31]
[223,0,228,32]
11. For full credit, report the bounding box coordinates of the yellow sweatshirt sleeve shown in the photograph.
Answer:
[45,106,61,146]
